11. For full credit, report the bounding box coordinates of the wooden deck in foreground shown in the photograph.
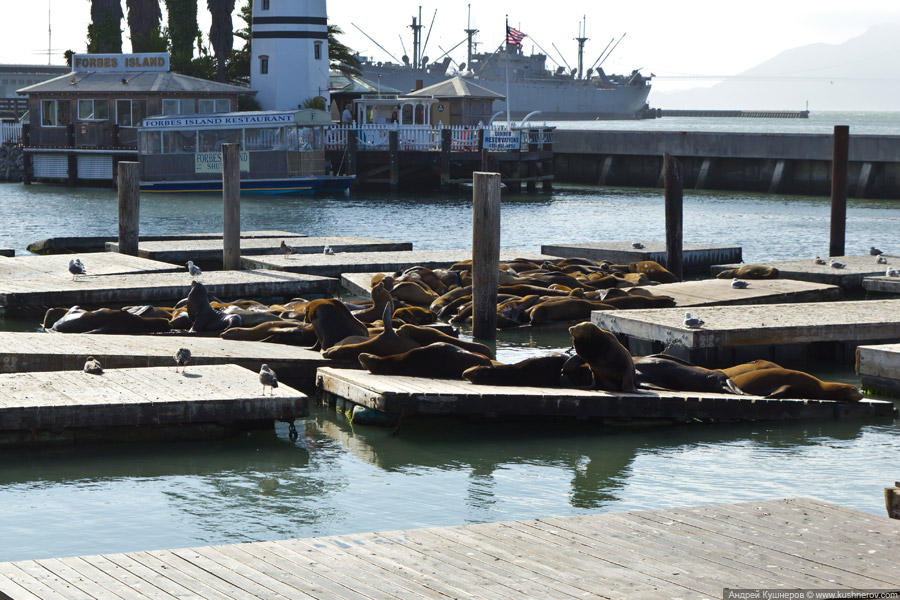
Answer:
[1,498,898,599]
[316,367,896,424]
[0,364,306,446]
[542,241,742,274]
[711,254,898,290]
[857,343,900,396]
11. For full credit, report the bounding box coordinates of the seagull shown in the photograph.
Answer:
[870,246,883,255]
[887,266,900,278]
[829,258,845,269]
[83,356,103,375]
[259,364,279,396]
[876,255,887,264]
[323,245,335,255]
[683,312,704,328]
[174,347,191,373]
[280,240,295,257]
[631,242,645,249]
[813,257,826,265]
[186,260,202,279]
[68,258,86,281]
[731,278,749,289]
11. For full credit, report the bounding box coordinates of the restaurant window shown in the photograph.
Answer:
[162,99,196,115]
[138,130,162,155]
[163,130,196,154]
[198,128,242,152]
[116,99,147,127]
[198,98,231,114]
[41,99,59,126]
[260,55,269,75]
[77,99,109,121]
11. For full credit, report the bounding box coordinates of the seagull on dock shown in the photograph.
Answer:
[259,364,279,396]
[829,258,846,269]
[683,312,704,328]
[174,347,191,373]
[814,257,826,265]
[280,240,296,257]
[83,356,103,375]
[876,255,887,264]
[870,246,883,255]
[323,245,335,255]
[731,278,749,289]
[68,258,86,281]
[186,260,202,280]
[631,242,645,249]
[887,266,900,278]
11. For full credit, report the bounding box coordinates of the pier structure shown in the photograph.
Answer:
[554,129,900,199]
[711,254,898,291]
[857,343,900,396]
[541,241,742,275]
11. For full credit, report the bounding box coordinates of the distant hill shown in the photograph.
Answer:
[649,23,900,111]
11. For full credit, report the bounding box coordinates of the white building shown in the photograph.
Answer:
[250,0,330,111]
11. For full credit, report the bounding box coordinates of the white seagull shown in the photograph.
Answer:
[259,364,279,396]
[83,356,103,375]
[829,258,845,269]
[68,258,86,281]
[887,266,900,278]
[186,260,202,279]
[174,347,191,373]
[683,312,704,328]
[731,278,749,289]
[876,255,887,264]
[323,245,335,255]
[813,257,826,265]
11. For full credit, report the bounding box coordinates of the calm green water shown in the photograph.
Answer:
[1,118,899,562]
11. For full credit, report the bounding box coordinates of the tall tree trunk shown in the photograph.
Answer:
[164,0,199,73]
[88,0,124,53]
[126,0,162,52]
[207,0,235,82]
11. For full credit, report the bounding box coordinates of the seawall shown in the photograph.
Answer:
[0,144,23,182]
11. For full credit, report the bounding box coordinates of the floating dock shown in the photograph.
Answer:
[863,274,900,297]
[711,254,898,290]
[541,241,742,274]
[105,236,413,266]
[245,250,556,279]
[316,367,895,424]
[1,498,898,598]
[27,231,306,254]
[0,249,13,258]
[0,252,179,280]
[592,299,900,367]
[857,343,900,396]
[0,364,306,446]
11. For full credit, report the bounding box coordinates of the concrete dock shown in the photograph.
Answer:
[317,367,896,424]
[27,231,306,254]
[0,253,179,280]
[591,299,900,367]
[1,498,898,598]
[0,270,338,312]
[245,250,556,279]
[0,364,306,446]
[711,254,898,290]
[857,343,900,396]
[105,236,413,265]
[541,241,742,274]
[863,274,900,297]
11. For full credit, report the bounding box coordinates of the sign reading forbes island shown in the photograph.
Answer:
[195,152,250,174]
[144,114,295,129]
[72,53,170,72]
[483,129,520,151]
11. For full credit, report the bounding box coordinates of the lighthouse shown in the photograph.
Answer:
[250,0,330,110]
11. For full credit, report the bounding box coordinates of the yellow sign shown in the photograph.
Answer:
[195,152,250,173]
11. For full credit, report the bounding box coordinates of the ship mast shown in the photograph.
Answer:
[410,7,424,69]
[464,4,478,73]
[575,15,588,80]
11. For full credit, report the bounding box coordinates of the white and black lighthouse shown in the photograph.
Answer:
[250,0,330,110]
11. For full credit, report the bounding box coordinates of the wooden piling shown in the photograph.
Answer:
[116,161,140,256]
[440,128,451,189]
[830,125,849,258]
[22,124,31,185]
[471,172,501,340]
[542,127,553,192]
[347,129,358,176]
[664,152,684,281]
[222,143,241,271]
[389,130,399,190]
[887,482,900,520]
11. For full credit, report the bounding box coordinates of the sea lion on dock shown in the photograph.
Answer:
[634,354,743,394]
[397,324,494,359]
[715,265,779,280]
[358,341,492,379]
[568,321,637,392]
[717,359,782,379]
[462,353,568,387]
[51,306,171,334]
[352,282,393,324]
[430,286,472,315]
[323,303,421,361]
[393,306,437,325]
[186,280,242,333]
[629,260,680,283]
[305,298,370,351]
[729,368,864,401]
[528,298,615,326]
[220,320,309,342]
[390,281,439,306]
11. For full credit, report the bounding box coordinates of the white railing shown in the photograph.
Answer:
[519,128,555,147]
[324,124,552,152]
[1,122,22,145]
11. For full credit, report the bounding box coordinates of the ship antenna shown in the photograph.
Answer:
[575,15,588,80]
[48,0,52,65]
[464,4,479,72]
[421,8,438,64]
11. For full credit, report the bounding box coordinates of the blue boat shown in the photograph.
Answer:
[137,109,354,195]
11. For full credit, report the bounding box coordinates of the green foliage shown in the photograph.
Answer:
[302,97,326,110]
[237,94,261,111]
[164,0,200,73]
[87,9,124,53]
[328,24,360,76]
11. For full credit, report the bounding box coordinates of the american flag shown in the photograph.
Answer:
[506,25,526,47]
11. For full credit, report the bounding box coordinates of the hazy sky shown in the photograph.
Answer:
[2,0,899,94]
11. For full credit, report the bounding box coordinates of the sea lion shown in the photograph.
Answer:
[497,295,542,324]
[462,353,568,387]
[634,354,743,394]
[395,266,447,295]
[599,295,676,310]
[390,281,439,306]
[430,286,473,315]
[729,368,864,401]
[397,324,494,359]
[323,302,421,361]
[393,306,437,325]
[352,282,393,324]
[125,305,173,320]
[186,281,242,333]
[629,261,680,284]
[716,265,779,280]
[262,323,318,346]
[42,307,71,330]
[568,321,637,392]
[220,320,309,342]
[718,359,782,379]
[51,306,171,334]
[358,341,492,379]
[305,298,369,351]
[560,354,595,388]
[219,305,282,327]
[528,298,615,326]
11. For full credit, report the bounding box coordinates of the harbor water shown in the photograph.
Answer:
[0,111,899,563]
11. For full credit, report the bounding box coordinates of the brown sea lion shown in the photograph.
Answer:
[560,354,595,388]
[716,265,780,280]
[42,307,71,329]
[629,261,680,283]
[729,368,863,401]
[634,354,743,394]
[390,281,438,306]
[353,282,393,324]
[395,266,447,295]
[462,353,568,387]
[50,306,171,334]
[497,295,542,324]
[396,324,494,358]
[429,286,472,314]
[569,321,637,392]
[305,298,369,350]
[220,320,308,342]
[528,298,615,326]
[393,306,437,325]
[718,360,782,379]
[600,295,676,310]
[261,323,318,346]
[358,341,492,379]
[323,302,421,361]
[125,305,174,320]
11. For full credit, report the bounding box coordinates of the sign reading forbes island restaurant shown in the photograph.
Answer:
[72,53,170,72]
[195,152,250,174]
[483,128,520,151]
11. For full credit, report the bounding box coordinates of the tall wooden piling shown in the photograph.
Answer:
[389,130,399,190]
[471,172,501,340]
[440,129,452,189]
[222,143,241,270]
[830,125,849,258]
[887,481,900,520]
[664,153,684,281]
[116,161,140,256]
[347,130,358,176]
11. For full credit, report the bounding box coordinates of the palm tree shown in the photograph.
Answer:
[207,0,235,81]
[328,24,360,76]
[125,0,163,52]
[88,0,124,53]
[164,0,200,73]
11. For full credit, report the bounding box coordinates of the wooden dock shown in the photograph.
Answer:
[0,364,306,446]
[857,343,900,396]
[27,231,306,254]
[592,299,900,367]
[863,274,900,297]
[105,236,413,265]
[317,367,896,424]
[711,254,898,290]
[1,498,898,598]
[541,241,742,274]
[245,250,557,279]
[0,269,338,313]
[0,253,179,281]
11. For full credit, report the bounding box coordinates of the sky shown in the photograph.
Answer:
[2,0,899,95]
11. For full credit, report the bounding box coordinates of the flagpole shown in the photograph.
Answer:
[505,15,511,126]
